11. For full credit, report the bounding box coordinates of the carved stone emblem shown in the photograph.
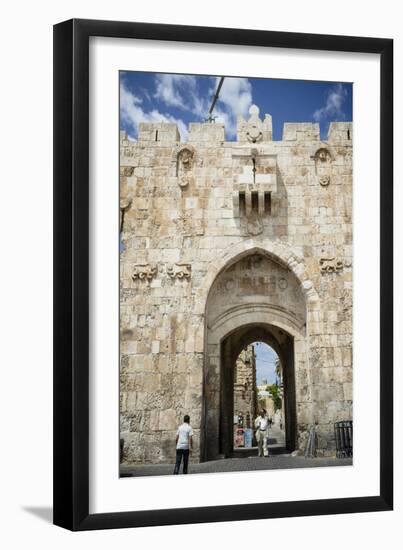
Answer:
[319,175,330,187]
[176,145,195,188]
[316,148,332,163]
[314,147,332,187]
[246,125,263,143]
[179,175,193,188]
[246,215,263,236]
[167,263,191,279]
[246,105,263,143]
[278,277,288,290]
[178,147,193,168]
[132,264,157,281]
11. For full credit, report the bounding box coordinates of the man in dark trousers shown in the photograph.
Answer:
[173,415,193,474]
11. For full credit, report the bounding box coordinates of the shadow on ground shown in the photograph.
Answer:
[22,506,53,524]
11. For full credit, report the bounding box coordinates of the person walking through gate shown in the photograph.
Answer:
[255,410,269,457]
[173,415,193,474]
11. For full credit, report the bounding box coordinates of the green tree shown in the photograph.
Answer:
[267,383,282,411]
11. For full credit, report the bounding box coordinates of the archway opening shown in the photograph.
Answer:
[202,250,306,462]
[233,342,287,456]
[219,325,296,458]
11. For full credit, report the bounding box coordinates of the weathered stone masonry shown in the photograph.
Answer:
[120,105,353,464]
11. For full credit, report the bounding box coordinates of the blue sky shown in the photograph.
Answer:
[120,71,352,141]
[254,342,279,386]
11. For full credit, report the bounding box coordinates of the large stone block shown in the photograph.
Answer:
[159,409,177,431]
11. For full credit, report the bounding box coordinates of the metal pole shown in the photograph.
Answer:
[207,77,225,121]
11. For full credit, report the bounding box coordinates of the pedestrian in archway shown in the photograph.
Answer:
[255,410,269,457]
[173,415,193,474]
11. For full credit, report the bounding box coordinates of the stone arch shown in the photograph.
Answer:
[200,243,318,461]
[200,238,319,312]
[209,303,305,341]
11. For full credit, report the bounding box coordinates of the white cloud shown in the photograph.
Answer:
[120,82,188,140]
[254,342,279,385]
[122,74,254,141]
[313,83,347,122]
[154,74,207,117]
[213,77,253,138]
[153,75,253,134]
[217,77,253,118]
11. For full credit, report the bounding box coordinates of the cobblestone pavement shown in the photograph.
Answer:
[120,427,352,477]
[121,455,352,477]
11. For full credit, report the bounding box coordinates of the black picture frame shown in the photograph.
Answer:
[53,18,393,531]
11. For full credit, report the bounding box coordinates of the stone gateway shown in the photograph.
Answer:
[119,105,353,464]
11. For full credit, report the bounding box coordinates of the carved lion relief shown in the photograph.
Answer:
[167,263,192,279]
[319,258,352,274]
[132,264,157,281]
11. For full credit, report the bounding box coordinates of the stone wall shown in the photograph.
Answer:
[119,105,353,463]
[233,344,257,427]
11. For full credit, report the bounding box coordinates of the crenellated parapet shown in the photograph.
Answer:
[282,122,320,141]
[188,122,225,143]
[328,121,353,143]
[138,122,180,143]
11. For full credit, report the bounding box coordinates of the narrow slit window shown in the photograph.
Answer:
[239,191,246,216]
[264,191,271,214]
[155,130,159,141]
[251,191,259,212]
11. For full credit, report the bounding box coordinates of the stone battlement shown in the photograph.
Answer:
[131,105,352,145]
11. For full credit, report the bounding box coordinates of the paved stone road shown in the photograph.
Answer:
[121,455,352,477]
[120,426,352,477]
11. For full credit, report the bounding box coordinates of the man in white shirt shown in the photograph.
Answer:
[173,415,193,474]
[254,410,269,457]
